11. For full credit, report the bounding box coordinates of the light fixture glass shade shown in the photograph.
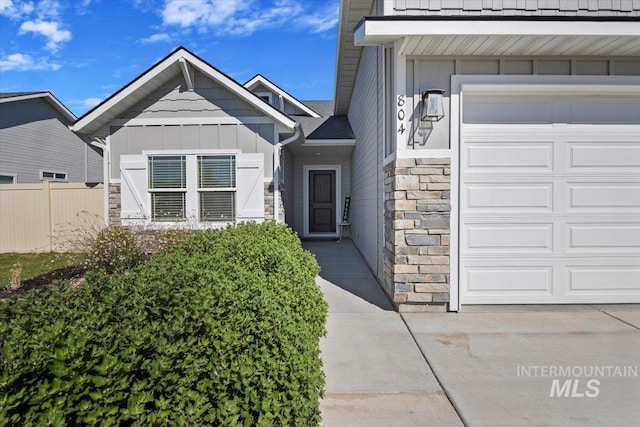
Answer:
[421,89,445,122]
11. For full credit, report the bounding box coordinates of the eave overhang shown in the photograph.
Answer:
[354,17,640,56]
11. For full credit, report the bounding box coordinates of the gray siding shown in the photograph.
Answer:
[122,71,263,119]
[407,57,640,149]
[250,82,309,115]
[393,0,640,16]
[289,155,352,237]
[110,123,275,178]
[282,148,295,225]
[0,98,103,183]
[348,45,385,278]
[109,68,280,179]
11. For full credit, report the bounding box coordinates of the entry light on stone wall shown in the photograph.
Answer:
[421,89,445,122]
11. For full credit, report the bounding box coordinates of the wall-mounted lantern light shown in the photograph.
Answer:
[421,89,446,122]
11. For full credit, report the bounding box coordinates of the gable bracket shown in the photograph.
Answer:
[179,58,194,91]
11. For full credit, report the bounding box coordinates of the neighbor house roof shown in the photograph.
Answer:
[294,100,355,140]
[73,47,297,136]
[244,74,321,118]
[0,91,76,122]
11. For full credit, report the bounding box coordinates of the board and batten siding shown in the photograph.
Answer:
[109,123,275,179]
[108,69,279,179]
[392,0,640,16]
[0,98,103,183]
[348,45,385,278]
[406,57,640,149]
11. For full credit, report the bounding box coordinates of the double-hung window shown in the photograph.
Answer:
[198,155,236,222]
[148,156,186,221]
[147,154,236,223]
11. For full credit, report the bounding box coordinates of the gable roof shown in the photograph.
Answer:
[293,100,354,140]
[244,74,321,118]
[0,91,76,122]
[73,47,297,135]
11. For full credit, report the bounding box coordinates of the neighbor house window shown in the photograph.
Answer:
[40,170,67,182]
[198,155,236,222]
[0,174,16,184]
[148,156,186,221]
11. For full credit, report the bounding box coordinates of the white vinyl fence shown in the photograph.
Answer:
[0,182,104,253]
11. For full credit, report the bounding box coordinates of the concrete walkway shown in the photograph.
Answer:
[304,240,462,427]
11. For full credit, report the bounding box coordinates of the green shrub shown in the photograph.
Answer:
[0,222,327,426]
[85,226,145,274]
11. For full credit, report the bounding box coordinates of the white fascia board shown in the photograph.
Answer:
[0,92,76,122]
[73,49,297,134]
[354,19,640,45]
[245,75,321,118]
[304,139,356,146]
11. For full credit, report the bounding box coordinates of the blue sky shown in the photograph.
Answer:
[0,0,339,116]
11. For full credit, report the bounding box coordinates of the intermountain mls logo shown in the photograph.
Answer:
[516,365,639,398]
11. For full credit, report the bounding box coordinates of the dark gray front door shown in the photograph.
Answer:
[309,170,336,233]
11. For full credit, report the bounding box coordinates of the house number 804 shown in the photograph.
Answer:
[397,95,405,135]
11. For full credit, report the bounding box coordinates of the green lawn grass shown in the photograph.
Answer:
[0,253,80,287]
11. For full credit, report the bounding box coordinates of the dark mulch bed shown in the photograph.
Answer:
[0,266,86,300]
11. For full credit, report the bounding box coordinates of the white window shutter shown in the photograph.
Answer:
[120,155,149,221]
[236,153,265,223]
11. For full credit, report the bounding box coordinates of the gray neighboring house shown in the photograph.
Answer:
[0,92,103,184]
[337,0,640,311]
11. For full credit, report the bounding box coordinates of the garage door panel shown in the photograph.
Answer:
[460,101,640,304]
[567,266,640,292]
[568,223,640,251]
[568,183,640,210]
[464,143,553,170]
[466,266,553,293]
[568,142,640,169]
[466,183,553,211]
[463,223,553,253]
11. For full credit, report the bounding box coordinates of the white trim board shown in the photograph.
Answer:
[110,117,276,127]
[245,74,321,118]
[303,164,341,239]
[448,75,640,312]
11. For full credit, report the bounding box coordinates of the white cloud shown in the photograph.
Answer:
[0,52,60,71]
[75,97,102,109]
[19,19,71,51]
[0,0,35,19]
[160,0,338,36]
[139,32,172,44]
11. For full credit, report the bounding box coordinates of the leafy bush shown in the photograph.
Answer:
[0,222,327,426]
[85,226,145,274]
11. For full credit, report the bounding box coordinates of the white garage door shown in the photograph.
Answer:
[459,91,640,304]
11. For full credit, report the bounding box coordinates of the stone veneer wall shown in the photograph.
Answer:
[263,181,284,223]
[109,183,121,226]
[383,158,451,312]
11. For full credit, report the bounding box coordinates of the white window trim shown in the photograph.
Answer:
[0,173,17,184]
[40,170,68,182]
[144,150,239,228]
[448,74,640,312]
[303,164,341,238]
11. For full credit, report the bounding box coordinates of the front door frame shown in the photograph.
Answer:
[303,164,341,238]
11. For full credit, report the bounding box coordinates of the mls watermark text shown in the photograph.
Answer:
[516,365,638,398]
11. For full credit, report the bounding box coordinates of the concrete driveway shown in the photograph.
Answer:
[403,305,640,427]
